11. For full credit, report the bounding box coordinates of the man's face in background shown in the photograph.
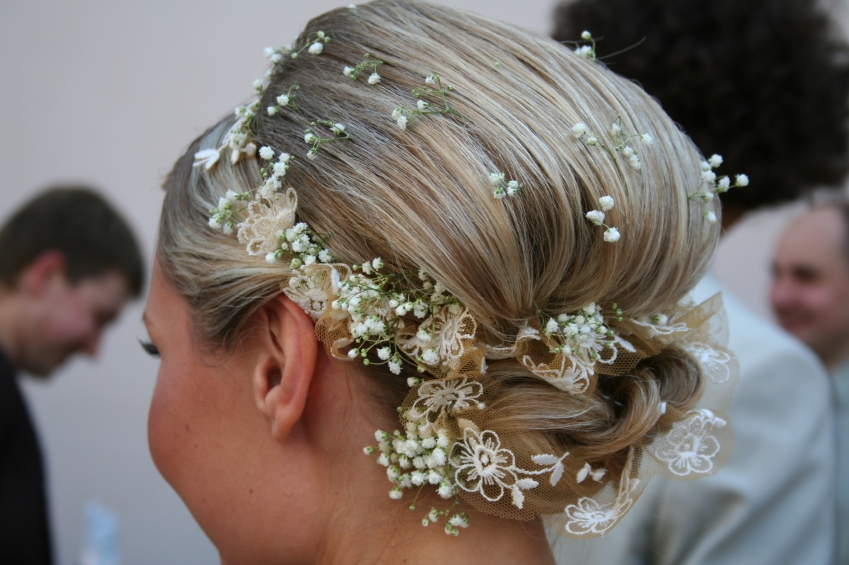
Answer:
[771,206,849,367]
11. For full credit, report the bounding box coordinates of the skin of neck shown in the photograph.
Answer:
[287,360,556,565]
[0,284,30,366]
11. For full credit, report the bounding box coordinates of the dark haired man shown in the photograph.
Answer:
[552,0,849,564]
[0,187,143,565]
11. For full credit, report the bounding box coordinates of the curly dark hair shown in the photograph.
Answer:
[553,0,849,212]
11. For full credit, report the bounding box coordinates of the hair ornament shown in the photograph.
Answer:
[690,155,750,223]
[343,53,384,84]
[489,171,521,199]
[392,73,465,130]
[585,195,620,242]
[573,30,597,60]
[196,39,738,539]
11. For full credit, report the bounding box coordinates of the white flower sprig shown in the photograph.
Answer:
[303,120,351,160]
[290,30,330,59]
[489,171,521,199]
[256,146,295,199]
[364,428,468,535]
[263,45,293,65]
[193,101,261,170]
[266,85,300,115]
[265,221,334,268]
[572,116,652,196]
[333,263,464,377]
[207,189,251,235]
[585,195,621,242]
[689,154,749,223]
[391,73,465,130]
[539,302,622,358]
[343,53,384,85]
[574,30,597,60]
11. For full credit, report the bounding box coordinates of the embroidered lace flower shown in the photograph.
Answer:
[454,426,568,511]
[648,409,727,476]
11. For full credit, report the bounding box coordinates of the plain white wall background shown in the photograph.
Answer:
[0,1,846,564]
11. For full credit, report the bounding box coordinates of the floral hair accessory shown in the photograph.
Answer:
[266,85,300,115]
[343,53,384,84]
[290,30,330,59]
[573,30,597,60]
[489,172,521,199]
[303,120,351,160]
[392,73,465,130]
[585,195,620,242]
[196,41,738,539]
[689,154,749,223]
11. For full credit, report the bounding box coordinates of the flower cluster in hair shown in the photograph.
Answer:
[574,30,597,60]
[585,195,620,242]
[364,428,469,535]
[540,302,621,357]
[207,189,251,234]
[334,262,463,379]
[572,115,652,173]
[292,30,331,58]
[689,154,749,223]
[489,171,521,199]
[343,53,384,85]
[266,85,300,116]
[304,120,350,160]
[392,73,464,130]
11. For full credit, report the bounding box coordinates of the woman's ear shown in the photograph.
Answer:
[252,294,318,443]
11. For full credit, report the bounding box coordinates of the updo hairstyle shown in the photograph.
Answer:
[158,0,719,502]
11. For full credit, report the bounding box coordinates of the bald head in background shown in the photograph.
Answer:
[771,205,849,368]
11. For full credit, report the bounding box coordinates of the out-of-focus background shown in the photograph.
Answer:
[1,1,847,563]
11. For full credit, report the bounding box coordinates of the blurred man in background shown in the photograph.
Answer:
[552,0,849,563]
[0,187,143,565]
[772,203,849,565]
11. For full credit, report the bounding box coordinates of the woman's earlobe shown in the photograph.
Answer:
[251,295,318,443]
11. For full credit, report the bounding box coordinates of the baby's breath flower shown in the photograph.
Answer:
[581,30,592,40]
[586,210,605,225]
[276,94,290,106]
[259,146,274,160]
[604,227,621,242]
[343,66,353,77]
[308,42,324,55]
[708,154,723,169]
[572,123,587,138]
[598,196,614,211]
[368,72,381,84]
[705,211,718,224]
[640,133,653,145]
[397,115,408,130]
[267,106,278,116]
[735,174,749,186]
[253,79,264,92]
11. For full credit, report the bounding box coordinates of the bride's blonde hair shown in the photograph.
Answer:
[159,0,718,506]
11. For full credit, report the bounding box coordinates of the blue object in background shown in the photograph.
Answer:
[78,501,121,565]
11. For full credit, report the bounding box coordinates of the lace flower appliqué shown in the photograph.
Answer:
[237,187,298,256]
[564,465,639,536]
[649,409,727,476]
[412,377,484,419]
[454,428,568,510]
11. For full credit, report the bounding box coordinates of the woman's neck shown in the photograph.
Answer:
[317,492,557,565]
